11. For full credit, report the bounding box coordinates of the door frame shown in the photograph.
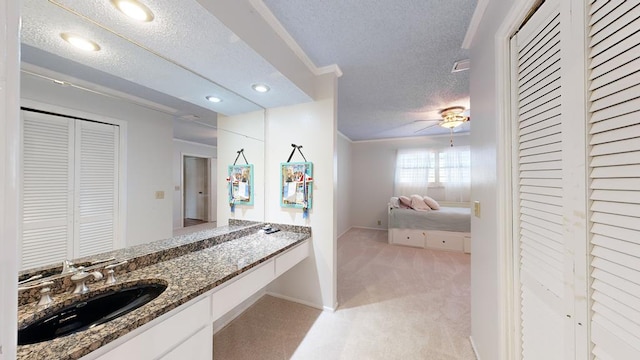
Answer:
[495,0,589,359]
[180,153,212,227]
[20,99,128,252]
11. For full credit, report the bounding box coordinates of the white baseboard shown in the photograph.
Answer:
[213,289,265,334]
[337,226,353,238]
[351,226,387,231]
[469,335,481,360]
[265,291,325,311]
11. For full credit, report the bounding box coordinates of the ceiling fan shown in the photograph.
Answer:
[413,106,471,134]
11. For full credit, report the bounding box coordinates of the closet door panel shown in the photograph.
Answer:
[513,0,569,358]
[588,0,640,357]
[21,111,74,269]
[75,121,119,257]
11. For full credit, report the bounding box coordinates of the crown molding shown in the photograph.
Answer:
[462,0,489,49]
[250,0,343,78]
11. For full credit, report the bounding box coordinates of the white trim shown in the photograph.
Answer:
[249,0,343,78]
[181,153,214,226]
[1,0,21,357]
[20,99,129,252]
[470,336,482,360]
[172,138,217,150]
[265,291,325,311]
[352,132,470,144]
[337,226,353,239]
[494,1,542,359]
[20,64,180,116]
[462,0,490,49]
[337,131,353,143]
[351,226,386,231]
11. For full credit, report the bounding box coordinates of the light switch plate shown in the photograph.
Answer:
[474,201,481,218]
[155,191,165,199]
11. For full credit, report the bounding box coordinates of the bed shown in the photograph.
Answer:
[388,199,471,253]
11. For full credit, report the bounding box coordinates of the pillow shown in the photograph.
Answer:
[410,194,430,211]
[399,196,412,209]
[422,195,440,210]
[390,197,400,208]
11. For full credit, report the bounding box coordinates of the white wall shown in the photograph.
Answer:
[336,132,352,236]
[265,73,338,310]
[468,0,513,358]
[20,73,174,247]
[0,0,20,357]
[172,139,217,228]
[350,134,470,229]
[216,110,265,225]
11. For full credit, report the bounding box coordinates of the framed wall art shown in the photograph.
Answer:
[280,161,313,210]
[228,163,254,206]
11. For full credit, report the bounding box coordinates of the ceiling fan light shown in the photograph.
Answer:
[112,0,154,22]
[438,106,468,129]
[60,33,101,51]
[439,119,465,128]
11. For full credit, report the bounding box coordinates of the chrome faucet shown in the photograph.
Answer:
[18,280,54,308]
[61,260,77,274]
[70,268,104,294]
[103,260,128,285]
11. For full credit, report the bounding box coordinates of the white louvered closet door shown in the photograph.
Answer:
[588,1,640,358]
[21,111,74,269]
[75,121,119,257]
[21,109,120,269]
[513,0,568,358]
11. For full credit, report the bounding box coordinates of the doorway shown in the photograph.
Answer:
[183,155,209,227]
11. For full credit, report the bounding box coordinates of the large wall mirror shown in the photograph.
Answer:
[17,0,282,271]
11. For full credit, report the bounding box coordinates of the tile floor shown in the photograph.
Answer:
[213,228,474,359]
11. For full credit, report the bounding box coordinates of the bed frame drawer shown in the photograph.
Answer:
[392,229,425,247]
[425,231,465,252]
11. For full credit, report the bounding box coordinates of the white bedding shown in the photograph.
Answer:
[388,206,471,232]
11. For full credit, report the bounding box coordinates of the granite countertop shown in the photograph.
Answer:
[17,225,310,360]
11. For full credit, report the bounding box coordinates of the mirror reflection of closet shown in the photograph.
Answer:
[19,0,266,271]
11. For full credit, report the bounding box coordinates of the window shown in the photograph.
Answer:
[394,146,470,201]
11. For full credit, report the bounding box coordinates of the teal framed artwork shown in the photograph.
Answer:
[228,164,254,206]
[280,162,313,209]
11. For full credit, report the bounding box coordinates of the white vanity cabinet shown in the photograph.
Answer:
[89,296,212,360]
[211,239,310,321]
[80,239,310,360]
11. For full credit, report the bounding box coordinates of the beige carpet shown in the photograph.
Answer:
[213,228,474,360]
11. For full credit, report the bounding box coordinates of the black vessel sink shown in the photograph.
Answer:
[18,282,167,345]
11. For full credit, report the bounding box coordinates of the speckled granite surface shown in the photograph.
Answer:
[17,226,310,360]
[18,223,268,306]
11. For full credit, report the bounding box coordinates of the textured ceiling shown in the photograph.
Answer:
[20,0,315,146]
[263,0,475,140]
[20,0,477,145]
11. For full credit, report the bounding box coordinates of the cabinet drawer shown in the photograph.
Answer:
[425,231,464,252]
[211,260,274,321]
[392,229,425,248]
[94,296,210,360]
[275,240,310,277]
[160,325,212,360]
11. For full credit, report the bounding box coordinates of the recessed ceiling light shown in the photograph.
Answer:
[60,33,101,51]
[251,83,270,93]
[206,96,222,103]
[111,0,154,22]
